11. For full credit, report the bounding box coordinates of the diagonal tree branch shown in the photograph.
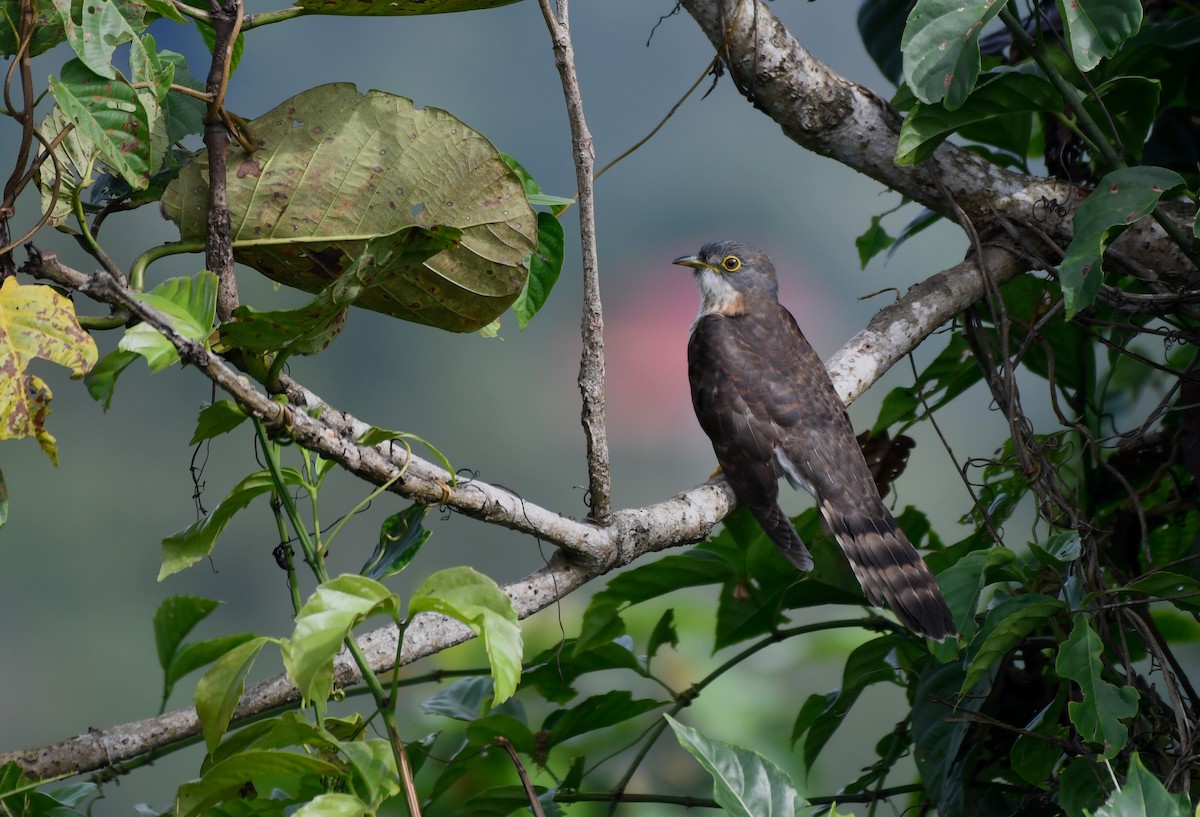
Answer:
[8,239,1027,780]
[677,0,1196,285]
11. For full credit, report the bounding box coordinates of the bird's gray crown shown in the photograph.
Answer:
[688,240,780,302]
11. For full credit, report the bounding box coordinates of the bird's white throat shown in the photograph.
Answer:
[693,268,745,322]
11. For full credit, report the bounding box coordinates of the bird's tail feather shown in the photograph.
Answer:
[749,504,814,571]
[822,501,957,641]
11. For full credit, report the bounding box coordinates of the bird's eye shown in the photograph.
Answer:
[721,255,741,272]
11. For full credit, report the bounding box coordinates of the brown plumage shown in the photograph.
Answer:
[675,241,957,640]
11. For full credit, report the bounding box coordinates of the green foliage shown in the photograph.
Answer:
[86,271,218,408]
[666,715,806,817]
[283,576,401,706]
[901,0,1008,109]
[358,503,431,581]
[158,467,305,579]
[1059,166,1186,317]
[409,566,523,703]
[7,0,1200,814]
[1056,614,1140,759]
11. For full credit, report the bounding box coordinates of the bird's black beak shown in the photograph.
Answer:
[673,254,705,270]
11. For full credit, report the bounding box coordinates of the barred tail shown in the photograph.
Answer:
[822,499,957,640]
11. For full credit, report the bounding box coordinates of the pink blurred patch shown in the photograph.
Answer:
[604,250,840,441]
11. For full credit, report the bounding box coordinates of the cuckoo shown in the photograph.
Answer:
[674,241,957,640]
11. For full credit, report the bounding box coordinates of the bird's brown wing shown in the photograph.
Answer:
[765,306,956,640]
[688,312,814,570]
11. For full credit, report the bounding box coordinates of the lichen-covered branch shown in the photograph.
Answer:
[677,0,1195,282]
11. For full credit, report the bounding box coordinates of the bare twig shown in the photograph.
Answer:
[537,0,611,520]
[498,737,546,817]
[202,0,244,321]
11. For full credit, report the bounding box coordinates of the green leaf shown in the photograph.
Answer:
[159,51,206,143]
[1059,756,1108,817]
[465,712,537,755]
[218,225,461,355]
[1060,166,1185,318]
[50,0,139,80]
[1057,0,1143,72]
[901,0,1007,109]
[665,715,806,817]
[194,636,272,754]
[175,750,341,817]
[1094,753,1190,817]
[1081,77,1160,165]
[50,60,150,189]
[340,740,400,807]
[542,691,664,749]
[926,547,987,640]
[855,214,896,268]
[160,468,305,579]
[409,566,522,703]
[461,785,563,817]
[795,636,901,767]
[576,551,731,653]
[960,595,1064,695]
[359,503,431,580]
[162,84,536,332]
[522,638,641,704]
[190,400,249,445]
[1,0,66,57]
[646,608,678,663]
[83,349,138,410]
[153,595,220,670]
[1056,613,1139,758]
[1009,700,1066,785]
[116,271,218,374]
[1123,571,1200,612]
[858,0,909,85]
[152,596,258,704]
[292,793,368,817]
[911,660,981,812]
[897,71,1061,165]
[166,634,258,706]
[512,211,564,329]
[872,386,919,432]
[419,676,497,720]
[282,575,401,705]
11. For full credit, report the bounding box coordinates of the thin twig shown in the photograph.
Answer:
[202,0,244,321]
[537,0,611,520]
[498,737,546,817]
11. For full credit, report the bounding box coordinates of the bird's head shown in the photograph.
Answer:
[673,240,779,317]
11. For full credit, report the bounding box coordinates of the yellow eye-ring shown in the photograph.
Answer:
[721,255,741,272]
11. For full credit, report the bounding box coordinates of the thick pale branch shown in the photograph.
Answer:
[828,244,1029,404]
[9,240,1024,779]
[678,0,1195,280]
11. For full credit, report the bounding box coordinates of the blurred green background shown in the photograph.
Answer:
[0,1,989,812]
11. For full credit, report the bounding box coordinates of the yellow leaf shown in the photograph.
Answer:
[0,278,99,464]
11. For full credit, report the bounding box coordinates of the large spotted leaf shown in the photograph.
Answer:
[162,84,535,332]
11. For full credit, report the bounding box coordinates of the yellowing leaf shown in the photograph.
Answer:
[0,277,98,464]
